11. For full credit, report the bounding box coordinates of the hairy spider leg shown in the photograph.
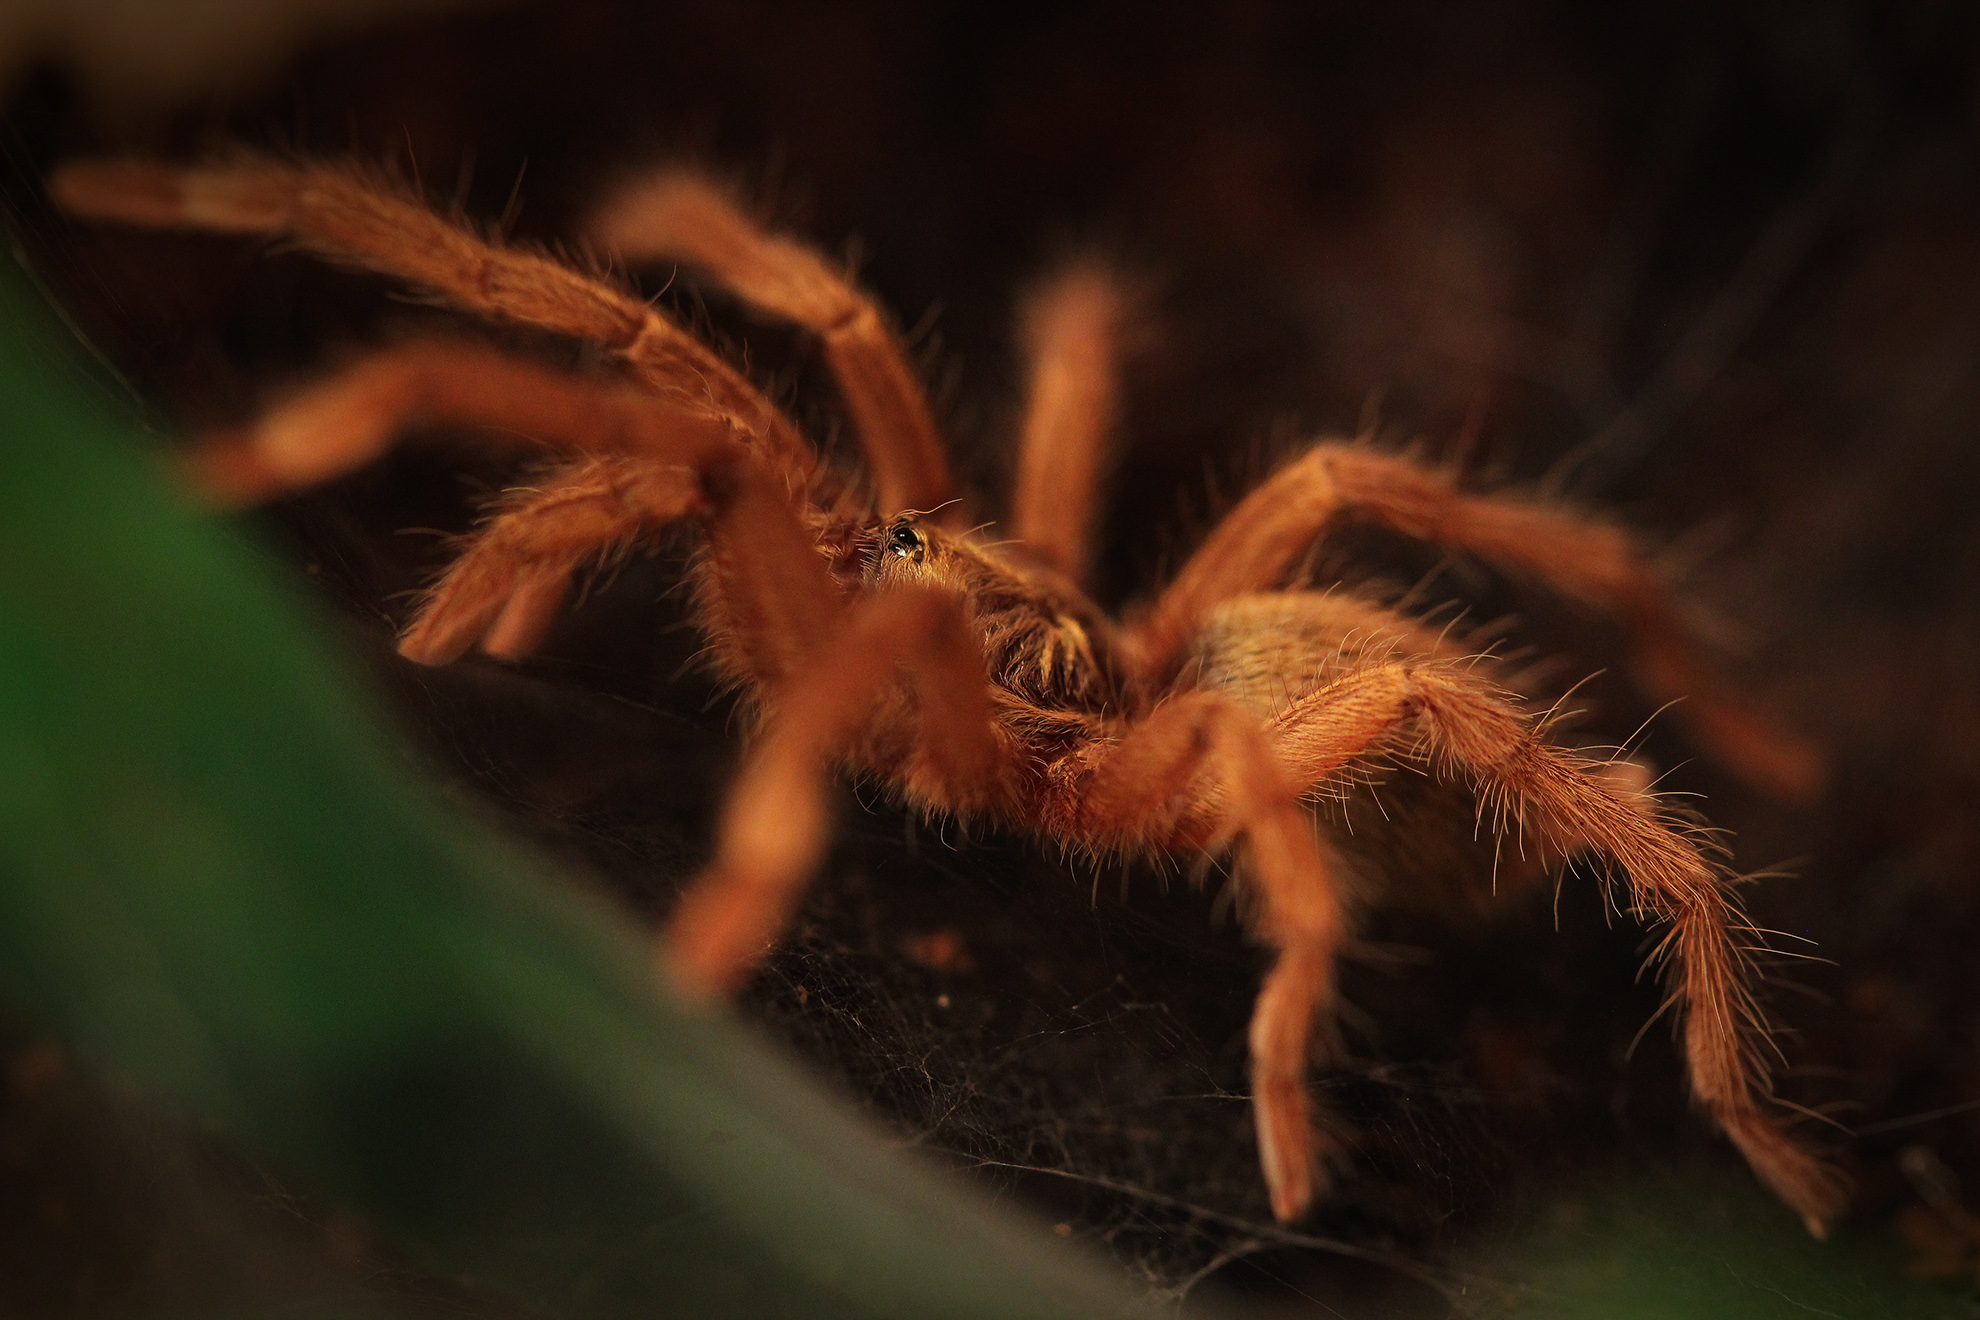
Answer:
[1010,264,1126,590]
[1130,443,1823,803]
[403,455,706,665]
[49,158,819,487]
[418,432,840,690]
[186,339,838,674]
[191,340,814,497]
[1264,661,1847,1236]
[1050,690,1347,1223]
[589,171,953,517]
[666,585,1002,996]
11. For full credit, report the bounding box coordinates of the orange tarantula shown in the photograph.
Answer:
[52,155,1844,1234]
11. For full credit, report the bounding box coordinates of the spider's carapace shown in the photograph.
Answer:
[51,155,1845,1234]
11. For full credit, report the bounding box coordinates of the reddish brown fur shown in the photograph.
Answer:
[1012,264,1126,587]
[52,154,1846,1234]
[588,170,952,518]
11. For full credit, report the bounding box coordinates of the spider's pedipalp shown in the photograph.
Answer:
[1058,690,1349,1223]
[180,337,840,671]
[401,455,705,665]
[1130,442,1823,803]
[692,446,847,692]
[51,158,818,486]
[1264,661,1847,1234]
[589,171,952,517]
[666,584,1002,997]
[413,428,841,686]
[1011,263,1127,590]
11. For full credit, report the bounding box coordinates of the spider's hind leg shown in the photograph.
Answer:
[1268,661,1846,1235]
[1131,443,1823,803]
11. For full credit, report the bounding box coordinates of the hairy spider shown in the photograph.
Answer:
[51,155,1844,1234]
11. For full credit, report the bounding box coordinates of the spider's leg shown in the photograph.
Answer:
[419,435,838,688]
[193,339,839,674]
[588,171,952,516]
[416,447,840,683]
[50,157,817,485]
[193,341,759,498]
[1054,691,1348,1224]
[666,585,1002,996]
[400,455,698,665]
[1010,264,1125,590]
[1129,443,1822,803]
[1267,661,1847,1236]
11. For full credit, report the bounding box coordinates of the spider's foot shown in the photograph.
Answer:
[183,434,285,506]
[1254,1075,1330,1223]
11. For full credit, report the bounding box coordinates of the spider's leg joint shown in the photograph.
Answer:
[696,451,749,508]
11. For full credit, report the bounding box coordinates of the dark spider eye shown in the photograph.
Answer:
[886,521,923,559]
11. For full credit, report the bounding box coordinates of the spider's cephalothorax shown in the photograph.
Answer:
[51,156,1846,1234]
[864,515,1129,715]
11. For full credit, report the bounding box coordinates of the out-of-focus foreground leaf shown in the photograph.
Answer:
[1486,1169,1960,1320]
[0,260,1154,1318]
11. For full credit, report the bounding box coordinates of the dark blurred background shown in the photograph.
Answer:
[5,1,1980,1314]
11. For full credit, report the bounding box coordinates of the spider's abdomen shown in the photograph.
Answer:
[1185,591,1473,718]
[1188,591,1554,908]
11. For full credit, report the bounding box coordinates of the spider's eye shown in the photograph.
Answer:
[886,521,924,561]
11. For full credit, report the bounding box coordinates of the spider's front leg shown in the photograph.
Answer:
[1050,692,1348,1223]
[52,156,817,481]
[1128,444,1823,803]
[1268,662,1848,1236]
[189,339,754,499]
[186,339,838,674]
[666,585,1006,995]
[588,172,953,517]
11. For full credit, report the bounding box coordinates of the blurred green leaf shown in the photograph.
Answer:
[1495,1170,1961,1320]
[0,259,1154,1319]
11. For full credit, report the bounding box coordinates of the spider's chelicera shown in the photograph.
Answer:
[51,154,1845,1234]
